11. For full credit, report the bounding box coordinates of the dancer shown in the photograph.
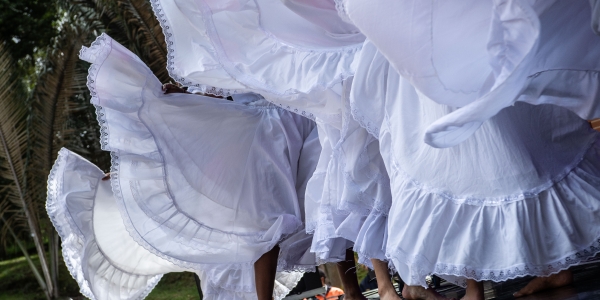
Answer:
[48,33,324,299]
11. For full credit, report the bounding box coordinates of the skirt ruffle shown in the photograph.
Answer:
[46,149,181,300]
[386,138,600,287]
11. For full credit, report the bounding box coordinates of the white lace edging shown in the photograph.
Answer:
[80,33,113,151]
[151,0,317,120]
[149,0,240,98]
[389,237,600,288]
[46,149,96,300]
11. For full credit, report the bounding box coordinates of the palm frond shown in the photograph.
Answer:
[0,42,53,299]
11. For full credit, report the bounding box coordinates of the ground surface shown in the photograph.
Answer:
[0,255,199,300]
[3,255,600,300]
[361,262,600,300]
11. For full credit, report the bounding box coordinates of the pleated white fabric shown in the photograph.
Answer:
[350,41,600,287]
[343,0,600,148]
[47,149,304,300]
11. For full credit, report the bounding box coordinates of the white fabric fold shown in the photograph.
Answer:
[151,0,362,96]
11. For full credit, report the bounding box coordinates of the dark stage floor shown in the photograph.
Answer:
[363,262,600,300]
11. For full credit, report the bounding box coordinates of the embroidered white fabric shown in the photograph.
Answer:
[80,34,320,272]
[350,42,600,287]
[344,0,600,148]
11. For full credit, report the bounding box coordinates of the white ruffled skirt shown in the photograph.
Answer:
[350,41,600,287]
[47,149,305,300]
[46,32,327,299]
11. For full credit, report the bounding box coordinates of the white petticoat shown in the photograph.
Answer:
[47,149,304,300]
[350,41,600,287]
[344,0,600,148]
[80,33,320,270]
[304,81,391,266]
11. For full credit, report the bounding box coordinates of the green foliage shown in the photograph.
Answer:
[0,255,80,300]
[0,0,171,298]
[0,0,58,61]
[0,255,200,300]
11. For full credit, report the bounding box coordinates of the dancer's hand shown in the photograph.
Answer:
[162,82,189,94]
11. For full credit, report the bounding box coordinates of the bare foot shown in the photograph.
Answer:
[402,285,455,300]
[460,280,484,300]
[513,270,573,298]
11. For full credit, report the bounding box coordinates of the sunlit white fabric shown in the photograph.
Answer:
[151,0,362,96]
[344,0,600,147]
[350,41,600,287]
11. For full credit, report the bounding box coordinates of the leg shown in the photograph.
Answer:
[254,245,280,300]
[460,279,484,300]
[513,269,573,298]
[371,259,401,300]
[336,249,367,300]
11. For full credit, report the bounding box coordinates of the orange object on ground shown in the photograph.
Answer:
[316,286,344,300]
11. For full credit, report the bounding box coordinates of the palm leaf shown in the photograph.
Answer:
[0,42,53,300]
